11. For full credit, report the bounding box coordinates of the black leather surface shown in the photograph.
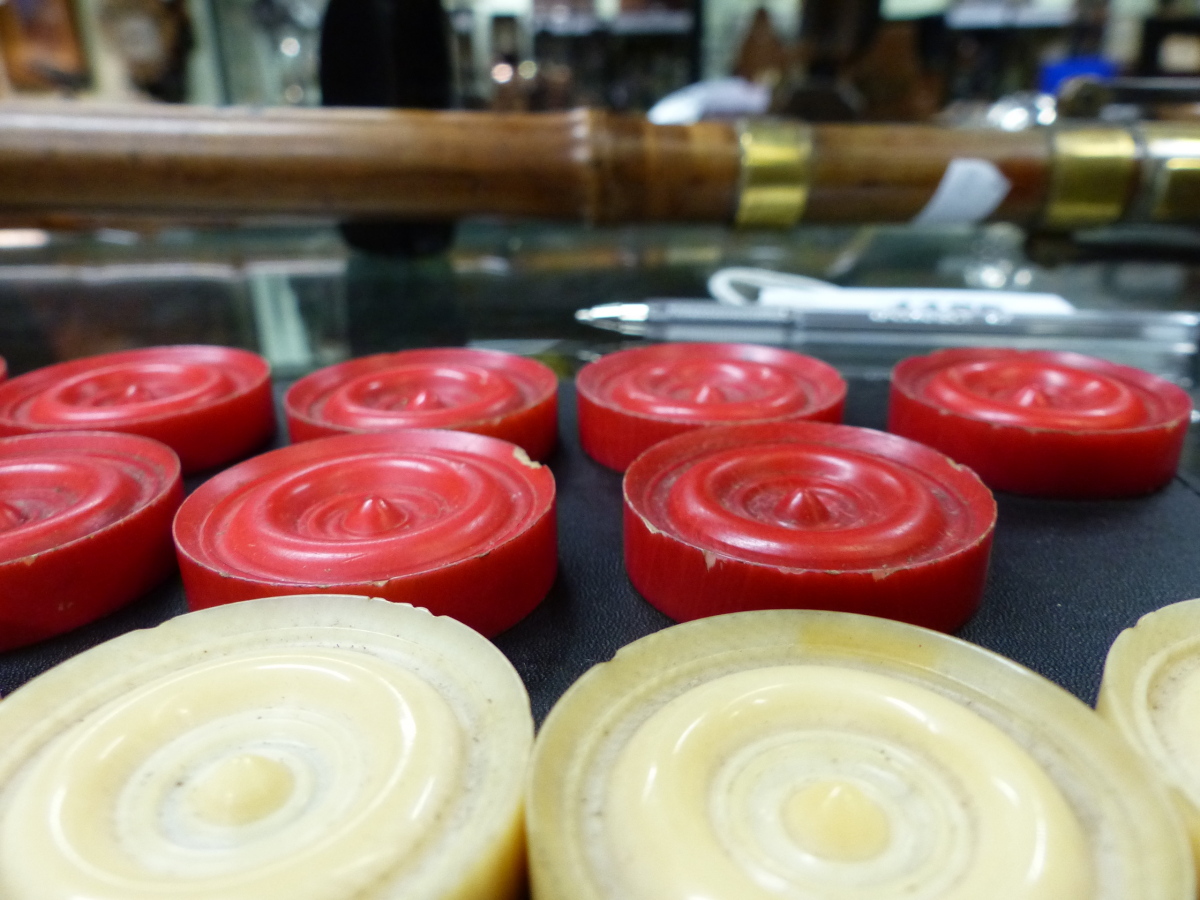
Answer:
[5,377,1200,726]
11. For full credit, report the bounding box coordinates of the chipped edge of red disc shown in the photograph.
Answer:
[888,348,1192,498]
[0,431,183,650]
[284,348,559,461]
[173,429,557,636]
[623,421,996,632]
[0,345,275,474]
[576,343,846,472]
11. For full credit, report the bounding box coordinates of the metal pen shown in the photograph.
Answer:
[576,300,1200,383]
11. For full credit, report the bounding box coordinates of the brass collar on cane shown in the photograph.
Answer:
[1045,122,1200,228]
[735,120,813,229]
[1138,123,1200,224]
[1043,127,1138,229]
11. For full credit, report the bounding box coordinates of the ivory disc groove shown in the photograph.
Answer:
[527,610,1193,900]
[0,594,533,900]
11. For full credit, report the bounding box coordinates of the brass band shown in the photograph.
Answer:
[1138,123,1200,224]
[735,120,813,228]
[1043,127,1138,229]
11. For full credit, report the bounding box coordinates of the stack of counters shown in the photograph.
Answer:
[527,610,1194,900]
[0,595,534,900]
[285,348,559,461]
[889,348,1191,498]
[0,345,274,473]
[174,430,556,636]
[0,432,182,650]
[1099,598,1200,880]
[623,421,996,632]
[576,343,846,471]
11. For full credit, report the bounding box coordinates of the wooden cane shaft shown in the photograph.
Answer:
[0,102,1193,228]
[0,103,739,222]
[805,125,1050,223]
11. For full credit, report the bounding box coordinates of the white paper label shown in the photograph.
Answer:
[912,158,1012,226]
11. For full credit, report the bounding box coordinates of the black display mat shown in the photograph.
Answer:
[4,377,1200,725]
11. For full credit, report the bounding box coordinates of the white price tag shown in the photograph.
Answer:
[912,158,1012,226]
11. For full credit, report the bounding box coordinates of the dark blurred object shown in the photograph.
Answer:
[488,14,526,111]
[0,0,88,91]
[321,0,451,109]
[1027,226,1200,267]
[604,27,693,111]
[942,1,1074,105]
[529,4,696,112]
[847,21,944,121]
[448,7,477,107]
[98,0,193,102]
[732,7,792,88]
[801,0,881,78]
[1058,74,1200,117]
[320,0,455,256]
[779,78,862,120]
[780,0,946,122]
[1052,13,1200,121]
[620,0,689,10]
[1071,0,1108,57]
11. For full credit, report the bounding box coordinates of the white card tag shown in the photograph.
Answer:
[912,158,1012,225]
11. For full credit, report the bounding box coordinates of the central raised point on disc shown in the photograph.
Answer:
[783,779,891,862]
[187,753,295,827]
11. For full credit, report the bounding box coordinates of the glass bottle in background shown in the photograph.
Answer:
[702,0,798,79]
[534,0,595,21]
[531,0,600,109]
[606,0,694,110]
[449,4,479,106]
[488,13,527,109]
[209,0,326,104]
[96,0,193,101]
[207,0,701,114]
[732,6,792,87]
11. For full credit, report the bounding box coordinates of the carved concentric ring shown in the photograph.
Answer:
[20,362,237,426]
[201,449,542,582]
[889,349,1191,497]
[656,444,947,570]
[0,595,533,900]
[284,349,558,460]
[174,430,557,635]
[921,357,1146,429]
[576,343,845,471]
[1099,598,1200,882]
[605,666,1089,900]
[0,452,140,557]
[527,610,1194,900]
[0,346,274,473]
[623,422,994,630]
[0,431,182,650]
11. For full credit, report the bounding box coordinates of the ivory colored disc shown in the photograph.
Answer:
[0,595,532,900]
[1099,597,1200,883]
[528,610,1192,900]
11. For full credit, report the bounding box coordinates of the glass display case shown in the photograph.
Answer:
[3,211,1200,900]
[5,2,1200,896]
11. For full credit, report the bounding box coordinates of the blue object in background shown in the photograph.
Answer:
[1040,56,1118,94]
